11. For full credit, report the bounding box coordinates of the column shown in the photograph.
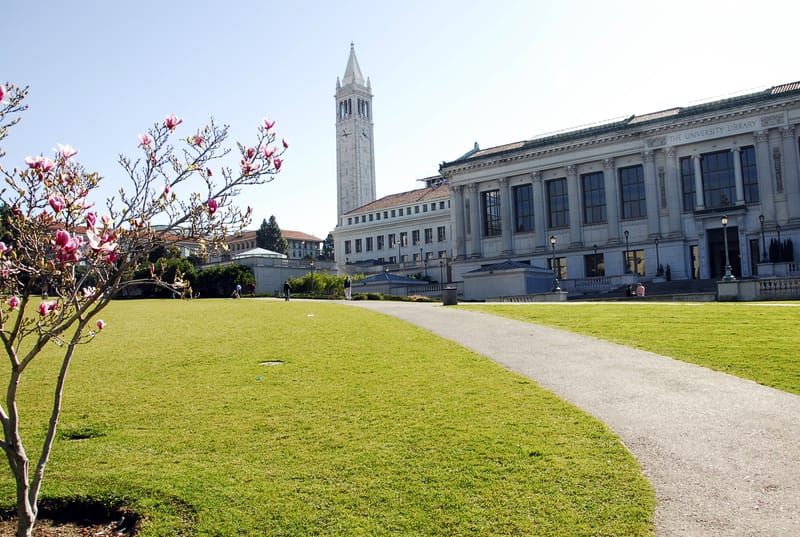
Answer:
[452,185,467,260]
[566,165,583,248]
[603,158,620,245]
[754,130,776,222]
[664,147,683,238]
[499,177,514,255]
[532,171,547,252]
[781,126,800,223]
[468,183,481,258]
[643,151,660,237]
[692,155,704,209]
[732,147,744,205]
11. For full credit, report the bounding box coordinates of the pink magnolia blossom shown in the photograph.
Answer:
[138,133,151,147]
[81,286,97,297]
[85,212,97,228]
[245,147,256,159]
[52,230,84,263]
[262,117,276,130]
[38,301,58,316]
[205,167,213,176]
[282,138,289,149]
[96,319,106,330]
[191,135,204,146]
[48,195,66,213]
[57,143,79,159]
[207,199,219,215]
[240,159,259,176]
[0,242,11,255]
[274,158,283,170]
[101,214,112,226]
[0,84,6,102]
[261,145,276,159]
[25,156,55,172]
[164,114,183,132]
[6,296,20,310]
[86,228,118,262]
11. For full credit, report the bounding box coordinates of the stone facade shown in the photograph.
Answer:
[440,83,800,299]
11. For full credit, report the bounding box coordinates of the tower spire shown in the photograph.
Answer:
[341,42,366,87]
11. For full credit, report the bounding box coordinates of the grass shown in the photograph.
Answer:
[460,302,800,395]
[0,299,654,536]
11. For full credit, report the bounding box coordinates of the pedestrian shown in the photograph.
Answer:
[283,279,291,301]
[231,283,241,299]
[636,282,646,297]
[248,282,256,297]
[344,276,352,300]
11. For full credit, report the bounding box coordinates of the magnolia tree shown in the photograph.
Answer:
[0,81,287,537]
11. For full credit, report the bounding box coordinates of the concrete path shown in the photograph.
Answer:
[346,301,800,537]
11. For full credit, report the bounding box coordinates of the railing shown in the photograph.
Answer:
[390,281,463,298]
[758,277,800,299]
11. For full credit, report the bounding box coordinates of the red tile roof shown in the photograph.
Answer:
[345,183,450,215]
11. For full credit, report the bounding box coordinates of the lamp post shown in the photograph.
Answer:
[310,259,315,295]
[397,237,402,265]
[624,230,630,274]
[550,235,561,292]
[776,224,782,261]
[721,215,735,281]
[439,259,444,283]
[759,214,768,262]
[654,238,660,275]
[592,244,598,276]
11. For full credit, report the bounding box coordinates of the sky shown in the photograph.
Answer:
[2,0,799,240]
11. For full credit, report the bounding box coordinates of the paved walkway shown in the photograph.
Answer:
[346,300,800,537]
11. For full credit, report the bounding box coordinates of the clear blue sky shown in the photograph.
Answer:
[2,0,798,240]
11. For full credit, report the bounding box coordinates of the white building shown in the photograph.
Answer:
[332,46,454,281]
[440,82,800,300]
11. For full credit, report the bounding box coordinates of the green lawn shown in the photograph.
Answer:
[1,300,654,536]
[461,302,800,395]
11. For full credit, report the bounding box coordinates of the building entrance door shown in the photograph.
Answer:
[707,226,740,279]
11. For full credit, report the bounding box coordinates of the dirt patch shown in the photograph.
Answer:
[0,499,140,536]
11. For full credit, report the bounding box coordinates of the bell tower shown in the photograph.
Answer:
[335,43,376,222]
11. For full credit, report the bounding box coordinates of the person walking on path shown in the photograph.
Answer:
[283,279,291,301]
[344,276,352,300]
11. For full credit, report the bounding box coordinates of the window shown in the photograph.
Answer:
[623,249,646,276]
[548,257,567,280]
[431,203,436,211]
[701,150,736,208]
[481,190,502,236]
[439,201,446,209]
[438,250,447,258]
[361,215,366,223]
[424,228,433,244]
[376,213,380,220]
[391,209,396,217]
[582,172,607,224]
[412,229,420,245]
[619,165,646,219]
[584,252,605,277]
[355,239,362,253]
[384,211,388,219]
[388,233,396,248]
[680,156,696,211]
[513,184,534,232]
[344,240,352,254]
[399,231,408,247]
[547,178,569,228]
[423,204,428,212]
[369,214,373,221]
[365,237,373,251]
[437,226,446,242]
[741,146,759,203]
[347,217,352,225]
[415,205,420,214]
[377,235,384,250]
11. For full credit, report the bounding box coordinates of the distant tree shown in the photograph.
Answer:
[256,215,288,254]
[320,232,335,261]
